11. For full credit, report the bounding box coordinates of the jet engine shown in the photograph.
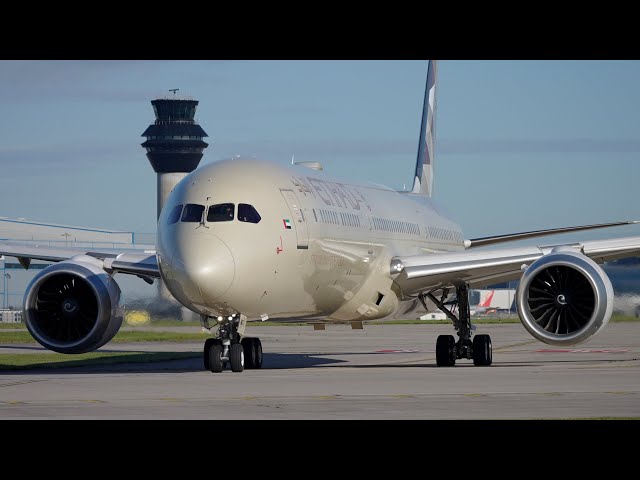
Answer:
[516,250,613,346]
[23,255,123,354]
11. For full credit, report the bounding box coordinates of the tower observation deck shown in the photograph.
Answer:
[141,94,209,219]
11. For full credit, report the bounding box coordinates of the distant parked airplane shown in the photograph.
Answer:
[471,290,496,315]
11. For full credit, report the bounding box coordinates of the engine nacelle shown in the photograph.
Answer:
[516,251,613,346]
[23,255,123,354]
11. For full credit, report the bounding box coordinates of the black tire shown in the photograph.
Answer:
[209,343,224,373]
[203,338,217,370]
[472,334,492,366]
[229,343,244,372]
[253,338,263,369]
[242,338,256,369]
[436,335,456,366]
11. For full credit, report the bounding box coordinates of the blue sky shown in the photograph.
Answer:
[1,60,639,243]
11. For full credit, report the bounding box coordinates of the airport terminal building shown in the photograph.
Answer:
[0,217,156,312]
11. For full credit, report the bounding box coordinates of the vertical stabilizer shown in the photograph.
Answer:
[480,290,495,308]
[411,60,438,197]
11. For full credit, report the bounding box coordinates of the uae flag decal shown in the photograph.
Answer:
[283,219,292,229]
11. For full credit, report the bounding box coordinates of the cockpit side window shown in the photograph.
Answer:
[168,204,183,225]
[238,204,261,224]
[207,203,235,222]
[181,204,205,223]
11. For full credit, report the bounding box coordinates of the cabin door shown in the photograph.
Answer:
[280,189,309,249]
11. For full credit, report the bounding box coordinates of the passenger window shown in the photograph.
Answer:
[238,204,261,224]
[168,204,183,225]
[207,203,235,222]
[181,204,205,223]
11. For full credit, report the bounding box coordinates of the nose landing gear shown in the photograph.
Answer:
[241,337,263,369]
[201,314,262,373]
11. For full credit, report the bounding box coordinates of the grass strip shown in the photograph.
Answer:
[0,351,199,371]
[1,314,637,343]
[0,330,208,344]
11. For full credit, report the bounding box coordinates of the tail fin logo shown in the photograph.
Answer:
[480,291,495,308]
[412,60,438,197]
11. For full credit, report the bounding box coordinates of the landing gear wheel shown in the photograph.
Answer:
[208,342,224,373]
[436,335,456,367]
[203,338,218,370]
[241,338,263,369]
[242,338,255,369]
[253,338,263,369]
[472,334,492,366]
[229,343,245,372]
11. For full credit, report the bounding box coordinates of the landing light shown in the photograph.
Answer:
[390,258,404,275]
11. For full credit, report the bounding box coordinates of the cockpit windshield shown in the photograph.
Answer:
[168,204,183,224]
[177,203,260,225]
[207,203,235,222]
[238,204,261,224]
[181,204,205,223]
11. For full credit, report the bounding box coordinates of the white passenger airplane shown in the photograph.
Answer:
[2,60,640,373]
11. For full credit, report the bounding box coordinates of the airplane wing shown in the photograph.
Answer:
[392,236,640,296]
[464,220,639,248]
[0,241,160,278]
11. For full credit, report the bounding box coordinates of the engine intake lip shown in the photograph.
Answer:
[23,262,114,354]
[516,252,613,346]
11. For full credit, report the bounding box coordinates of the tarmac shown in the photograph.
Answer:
[1,322,639,419]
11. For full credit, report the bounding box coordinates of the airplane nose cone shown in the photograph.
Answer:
[171,232,235,305]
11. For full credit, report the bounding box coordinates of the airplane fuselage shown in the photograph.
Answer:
[157,158,464,322]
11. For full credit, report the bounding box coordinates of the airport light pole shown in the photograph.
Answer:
[4,273,11,309]
[1,258,5,309]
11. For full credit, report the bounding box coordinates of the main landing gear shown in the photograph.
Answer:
[423,284,492,367]
[201,315,263,373]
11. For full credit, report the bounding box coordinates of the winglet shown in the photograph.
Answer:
[411,60,438,197]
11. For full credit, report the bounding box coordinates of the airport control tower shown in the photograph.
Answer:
[141,91,209,219]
